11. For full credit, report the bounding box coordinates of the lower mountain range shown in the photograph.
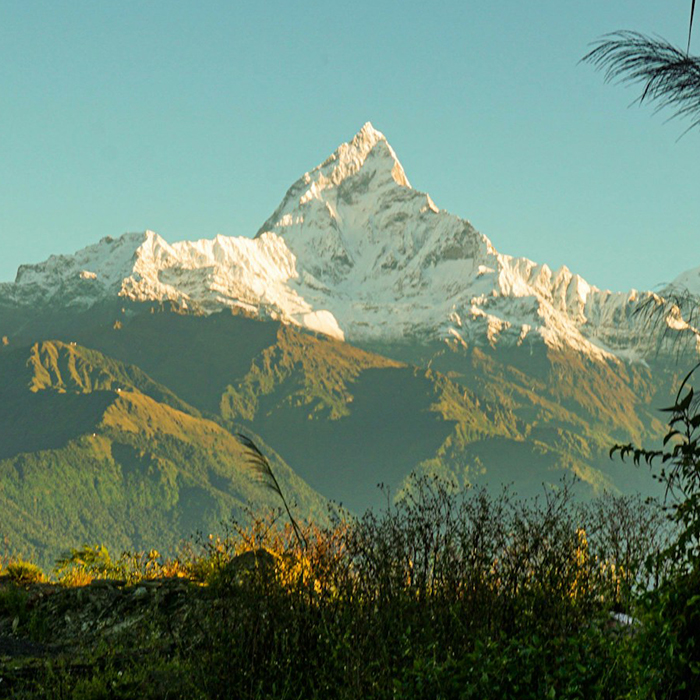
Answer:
[0,301,686,567]
[1,123,696,566]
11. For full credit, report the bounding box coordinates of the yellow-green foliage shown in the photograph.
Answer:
[0,341,328,570]
[55,544,121,585]
[5,559,46,584]
[0,479,680,699]
[55,544,191,585]
[220,325,403,422]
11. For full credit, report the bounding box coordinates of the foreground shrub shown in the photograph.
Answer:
[54,544,189,585]
[4,560,46,584]
[9,475,671,699]
[612,365,700,698]
[173,477,662,699]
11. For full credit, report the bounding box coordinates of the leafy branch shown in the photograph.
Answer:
[611,361,700,569]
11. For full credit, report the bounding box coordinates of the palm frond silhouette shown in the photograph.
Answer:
[690,0,697,52]
[584,32,700,133]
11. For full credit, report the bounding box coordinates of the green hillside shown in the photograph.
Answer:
[0,340,327,568]
[0,304,676,531]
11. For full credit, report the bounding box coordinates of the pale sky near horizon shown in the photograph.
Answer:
[1,1,699,293]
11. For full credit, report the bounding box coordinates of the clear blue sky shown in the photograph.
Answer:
[1,1,699,292]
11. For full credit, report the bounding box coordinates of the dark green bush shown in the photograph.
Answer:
[177,477,661,699]
[612,366,700,698]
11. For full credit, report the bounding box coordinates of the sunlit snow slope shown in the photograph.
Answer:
[2,122,698,360]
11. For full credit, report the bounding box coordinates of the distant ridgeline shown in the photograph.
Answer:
[1,123,698,565]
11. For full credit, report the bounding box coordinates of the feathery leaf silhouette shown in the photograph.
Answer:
[583,31,700,133]
[237,434,307,550]
[690,0,697,53]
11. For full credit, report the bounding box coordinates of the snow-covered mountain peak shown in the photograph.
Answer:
[340,121,410,187]
[3,123,698,361]
[322,121,408,184]
[355,121,383,144]
[13,231,150,289]
[256,122,411,240]
[318,122,411,188]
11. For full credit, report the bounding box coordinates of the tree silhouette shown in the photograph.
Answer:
[583,5,700,339]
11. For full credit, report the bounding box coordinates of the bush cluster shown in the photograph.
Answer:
[175,480,668,700]
[10,477,673,699]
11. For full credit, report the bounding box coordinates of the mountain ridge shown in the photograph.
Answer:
[0,338,329,567]
[1,123,689,565]
[20,307,668,506]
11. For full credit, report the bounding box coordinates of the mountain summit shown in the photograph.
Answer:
[1,124,698,359]
[256,121,411,242]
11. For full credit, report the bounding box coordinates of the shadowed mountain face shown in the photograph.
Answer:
[2,305,673,517]
[63,309,472,511]
[245,366,458,511]
[0,300,678,565]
